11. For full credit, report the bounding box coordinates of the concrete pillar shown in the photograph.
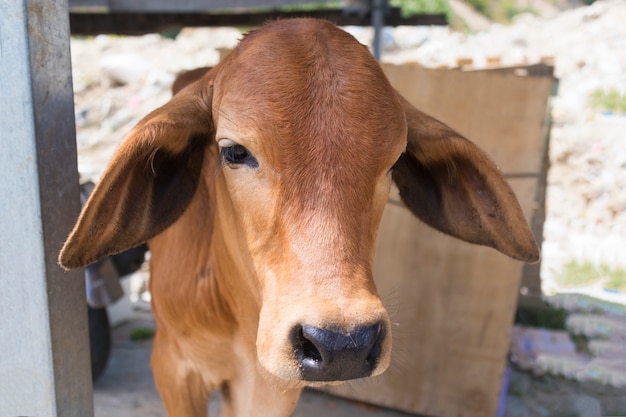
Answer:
[0,0,93,415]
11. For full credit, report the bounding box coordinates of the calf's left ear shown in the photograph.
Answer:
[59,79,215,270]
[392,95,540,263]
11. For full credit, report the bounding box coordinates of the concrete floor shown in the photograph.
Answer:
[93,312,412,417]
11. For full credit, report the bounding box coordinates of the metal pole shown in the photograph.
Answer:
[0,1,93,416]
[371,0,385,60]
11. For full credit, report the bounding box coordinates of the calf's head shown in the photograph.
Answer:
[59,19,539,385]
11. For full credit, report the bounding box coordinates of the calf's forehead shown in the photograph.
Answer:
[213,19,407,171]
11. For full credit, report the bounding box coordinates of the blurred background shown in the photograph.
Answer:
[67,0,625,415]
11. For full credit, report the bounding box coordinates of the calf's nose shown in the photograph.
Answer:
[290,322,384,381]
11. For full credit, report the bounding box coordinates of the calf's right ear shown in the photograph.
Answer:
[59,78,215,270]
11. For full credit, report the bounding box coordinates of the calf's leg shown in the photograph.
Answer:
[152,332,211,417]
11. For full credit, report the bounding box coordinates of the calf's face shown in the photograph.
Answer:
[59,18,539,387]
[211,23,407,381]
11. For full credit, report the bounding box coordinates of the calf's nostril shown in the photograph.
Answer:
[297,327,323,365]
[290,322,385,382]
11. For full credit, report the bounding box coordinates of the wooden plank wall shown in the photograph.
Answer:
[324,64,555,417]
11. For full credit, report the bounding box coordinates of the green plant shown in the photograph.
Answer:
[160,29,181,40]
[277,1,342,12]
[464,0,536,23]
[501,0,535,21]
[275,0,452,19]
[590,88,626,114]
[604,265,626,291]
[556,260,603,288]
[465,0,489,14]
[274,0,454,30]
[129,327,155,341]
[515,305,568,330]
[390,0,452,16]
[556,260,626,291]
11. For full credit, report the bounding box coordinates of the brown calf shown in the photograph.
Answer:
[60,18,539,417]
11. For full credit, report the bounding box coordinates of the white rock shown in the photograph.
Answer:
[99,54,150,86]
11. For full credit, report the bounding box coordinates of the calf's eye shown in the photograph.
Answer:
[219,142,258,168]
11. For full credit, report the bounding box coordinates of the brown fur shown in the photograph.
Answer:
[172,66,212,96]
[60,19,539,417]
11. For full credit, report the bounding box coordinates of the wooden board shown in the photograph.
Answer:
[324,64,555,417]
[382,63,555,174]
